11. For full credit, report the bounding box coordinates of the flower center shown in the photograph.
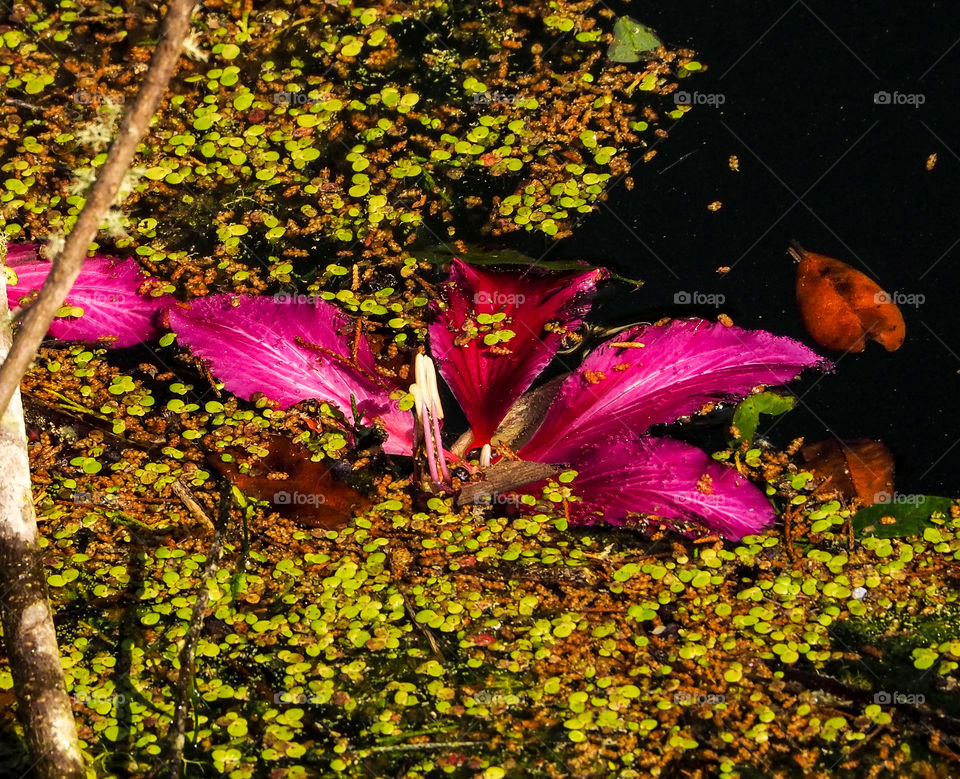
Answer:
[409,354,450,485]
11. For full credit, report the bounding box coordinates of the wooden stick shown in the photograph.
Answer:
[0,238,84,777]
[164,483,232,779]
[0,3,198,775]
[170,479,216,536]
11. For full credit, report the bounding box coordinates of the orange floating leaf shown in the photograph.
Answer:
[801,438,895,506]
[210,434,370,529]
[791,243,905,352]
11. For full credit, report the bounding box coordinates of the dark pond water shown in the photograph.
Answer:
[548,0,960,496]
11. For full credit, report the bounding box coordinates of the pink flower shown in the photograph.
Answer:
[427,265,829,538]
[428,259,606,448]
[13,245,830,539]
[507,319,830,538]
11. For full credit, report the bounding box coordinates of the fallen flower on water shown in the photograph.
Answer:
[428,262,830,538]
[12,249,830,538]
[428,259,606,449]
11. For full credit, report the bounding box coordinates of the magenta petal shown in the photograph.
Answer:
[166,295,414,455]
[6,243,168,347]
[428,258,605,447]
[521,319,828,463]
[6,243,38,264]
[567,437,774,539]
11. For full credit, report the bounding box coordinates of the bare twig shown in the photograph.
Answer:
[74,12,140,23]
[778,665,960,738]
[0,0,199,419]
[170,479,217,536]
[366,740,484,754]
[400,587,443,658]
[385,551,443,658]
[164,482,232,779]
[3,98,42,113]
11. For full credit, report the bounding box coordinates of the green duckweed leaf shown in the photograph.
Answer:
[607,16,662,63]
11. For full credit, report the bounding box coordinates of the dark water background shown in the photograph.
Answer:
[548,0,960,496]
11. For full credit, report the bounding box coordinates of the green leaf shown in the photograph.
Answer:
[607,16,662,63]
[851,495,956,539]
[144,167,169,181]
[912,647,939,670]
[233,91,254,111]
[24,74,53,94]
[729,392,795,446]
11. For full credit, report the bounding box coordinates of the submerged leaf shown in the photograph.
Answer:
[792,243,905,352]
[210,434,371,529]
[852,495,956,538]
[418,243,643,288]
[802,438,895,506]
[608,16,662,63]
[490,375,566,451]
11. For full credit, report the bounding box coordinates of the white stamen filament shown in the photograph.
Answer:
[479,444,492,469]
[414,353,444,420]
[414,352,426,388]
[409,382,425,421]
[422,355,443,420]
[430,399,452,483]
[410,355,449,484]
[421,401,440,484]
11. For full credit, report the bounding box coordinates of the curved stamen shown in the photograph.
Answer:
[422,411,441,484]
[411,383,441,484]
[411,355,451,485]
[410,381,425,421]
[431,399,451,483]
[422,354,444,420]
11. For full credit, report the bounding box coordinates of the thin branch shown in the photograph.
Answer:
[0,3,198,774]
[0,0,199,419]
[164,482,233,779]
[777,665,960,739]
[366,740,484,754]
[170,479,217,536]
